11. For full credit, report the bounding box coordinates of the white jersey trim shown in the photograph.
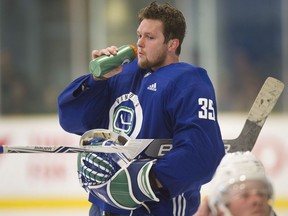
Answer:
[173,193,186,216]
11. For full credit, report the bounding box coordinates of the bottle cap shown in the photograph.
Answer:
[129,45,138,57]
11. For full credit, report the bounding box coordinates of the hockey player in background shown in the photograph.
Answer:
[58,2,225,216]
[193,151,277,216]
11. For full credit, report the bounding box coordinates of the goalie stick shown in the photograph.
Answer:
[222,76,284,153]
[0,77,284,159]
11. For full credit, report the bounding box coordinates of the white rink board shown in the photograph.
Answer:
[0,114,287,215]
[0,116,83,197]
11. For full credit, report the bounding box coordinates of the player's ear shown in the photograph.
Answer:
[168,38,179,53]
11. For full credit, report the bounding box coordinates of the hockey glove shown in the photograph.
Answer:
[78,129,128,188]
[77,129,159,210]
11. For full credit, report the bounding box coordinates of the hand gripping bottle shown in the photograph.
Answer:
[89,44,138,78]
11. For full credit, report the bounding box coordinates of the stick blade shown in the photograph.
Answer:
[224,77,284,153]
[248,77,285,127]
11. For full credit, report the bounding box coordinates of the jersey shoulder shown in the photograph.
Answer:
[157,63,213,88]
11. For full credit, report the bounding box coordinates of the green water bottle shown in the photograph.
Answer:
[89,44,138,78]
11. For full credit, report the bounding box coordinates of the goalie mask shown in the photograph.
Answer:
[207,151,273,216]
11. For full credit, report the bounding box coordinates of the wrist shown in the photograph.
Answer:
[149,169,170,198]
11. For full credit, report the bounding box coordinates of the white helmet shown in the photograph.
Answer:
[208,151,273,216]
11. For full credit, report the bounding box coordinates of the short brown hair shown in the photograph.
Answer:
[138,1,186,55]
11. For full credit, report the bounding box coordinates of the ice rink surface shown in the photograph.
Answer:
[0,209,88,216]
[0,209,287,216]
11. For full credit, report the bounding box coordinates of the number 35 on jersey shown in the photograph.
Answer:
[198,98,215,121]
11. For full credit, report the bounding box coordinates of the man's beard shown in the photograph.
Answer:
[138,58,152,69]
[138,52,167,70]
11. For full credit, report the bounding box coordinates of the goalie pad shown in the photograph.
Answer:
[90,159,159,210]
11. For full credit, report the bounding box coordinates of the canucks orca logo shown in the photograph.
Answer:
[113,106,134,134]
[109,92,143,138]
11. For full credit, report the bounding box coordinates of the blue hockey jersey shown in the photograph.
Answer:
[58,58,225,215]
